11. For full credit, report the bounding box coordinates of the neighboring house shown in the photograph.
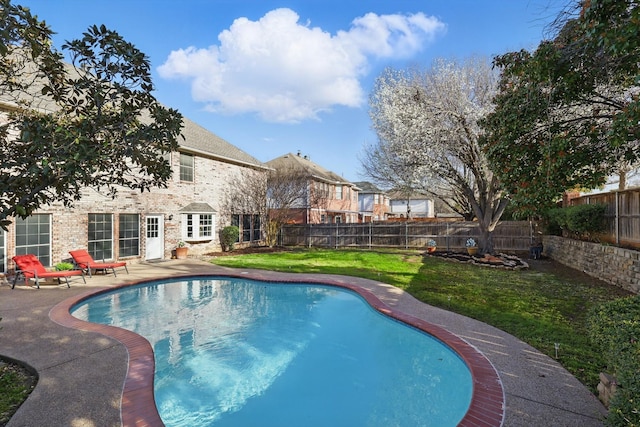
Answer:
[0,103,268,274]
[265,152,359,224]
[353,181,390,222]
[387,190,435,219]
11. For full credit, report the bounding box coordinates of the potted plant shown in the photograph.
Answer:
[426,239,437,253]
[465,237,478,256]
[175,241,188,259]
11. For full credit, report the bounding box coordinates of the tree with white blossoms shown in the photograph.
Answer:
[364,57,508,254]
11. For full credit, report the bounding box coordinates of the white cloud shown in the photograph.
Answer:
[158,8,445,123]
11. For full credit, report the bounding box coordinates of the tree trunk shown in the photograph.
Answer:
[478,221,495,255]
[619,169,626,190]
[471,192,509,255]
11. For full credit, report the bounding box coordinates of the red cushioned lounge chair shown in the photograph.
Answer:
[69,249,129,278]
[12,254,86,289]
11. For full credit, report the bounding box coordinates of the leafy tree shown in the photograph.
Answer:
[364,58,507,253]
[481,0,640,216]
[0,0,183,229]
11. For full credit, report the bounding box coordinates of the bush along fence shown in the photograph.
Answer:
[279,221,534,252]
[569,188,640,250]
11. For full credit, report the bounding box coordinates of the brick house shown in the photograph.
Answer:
[353,181,390,222]
[265,152,360,224]
[0,109,268,274]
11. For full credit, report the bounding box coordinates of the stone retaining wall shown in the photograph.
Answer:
[543,236,640,294]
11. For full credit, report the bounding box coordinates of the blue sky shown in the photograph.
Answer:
[19,0,563,182]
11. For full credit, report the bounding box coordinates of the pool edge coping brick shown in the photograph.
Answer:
[50,269,505,427]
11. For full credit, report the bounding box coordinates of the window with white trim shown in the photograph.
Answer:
[335,185,343,200]
[180,153,194,182]
[15,214,51,266]
[88,213,113,260]
[182,213,214,240]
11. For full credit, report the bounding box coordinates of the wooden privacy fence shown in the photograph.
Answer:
[570,188,640,249]
[280,221,534,252]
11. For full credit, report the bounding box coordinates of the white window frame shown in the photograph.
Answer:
[181,213,214,240]
[180,153,194,182]
[335,185,343,200]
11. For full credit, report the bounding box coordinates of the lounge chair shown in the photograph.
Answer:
[69,249,129,277]
[12,254,86,289]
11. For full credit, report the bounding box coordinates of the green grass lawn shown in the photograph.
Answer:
[211,247,632,392]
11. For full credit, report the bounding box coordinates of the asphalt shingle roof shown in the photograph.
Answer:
[265,152,354,185]
[0,57,264,169]
[179,117,264,168]
[353,181,384,193]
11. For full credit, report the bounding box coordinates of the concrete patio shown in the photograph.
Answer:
[0,259,607,426]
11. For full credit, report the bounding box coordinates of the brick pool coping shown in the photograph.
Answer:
[50,271,505,427]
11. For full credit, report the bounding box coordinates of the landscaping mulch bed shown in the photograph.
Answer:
[426,250,529,270]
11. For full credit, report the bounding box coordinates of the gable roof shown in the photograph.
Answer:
[179,118,265,169]
[0,57,265,170]
[387,189,432,200]
[265,152,354,186]
[353,181,385,193]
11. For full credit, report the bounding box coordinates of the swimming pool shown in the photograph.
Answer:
[71,277,474,426]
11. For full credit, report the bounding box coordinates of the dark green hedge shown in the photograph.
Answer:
[588,295,640,426]
[545,204,606,239]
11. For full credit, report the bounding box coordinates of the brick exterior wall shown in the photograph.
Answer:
[3,152,265,271]
[543,235,640,294]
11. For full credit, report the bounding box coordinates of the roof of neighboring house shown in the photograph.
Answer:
[387,189,432,200]
[353,181,385,193]
[266,152,355,186]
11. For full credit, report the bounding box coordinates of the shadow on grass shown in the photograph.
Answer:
[404,253,633,391]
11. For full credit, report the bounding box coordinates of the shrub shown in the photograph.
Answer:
[220,226,239,252]
[545,204,606,240]
[588,295,640,426]
[55,262,74,271]
[544,208,566,236]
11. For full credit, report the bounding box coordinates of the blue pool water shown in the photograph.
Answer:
[71,277,472,426]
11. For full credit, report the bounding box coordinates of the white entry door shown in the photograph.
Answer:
[145,215,164,260]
